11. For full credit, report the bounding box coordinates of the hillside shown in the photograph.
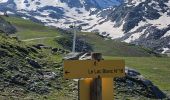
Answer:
[0,33,78,99]
[2,16,158,57]
[0,16,170,99]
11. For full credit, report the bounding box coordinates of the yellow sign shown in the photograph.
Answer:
[102,78,114,100]
[79,78,114,100]
[64,60,125,79]
[79,78,93,100]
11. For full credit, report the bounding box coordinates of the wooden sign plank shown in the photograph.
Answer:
[79,78,114,100]
[64,60,125,79]
[79,78,93,100]
[102,78,114,100]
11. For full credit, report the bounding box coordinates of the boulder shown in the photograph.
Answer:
[0,50,9,57]
[32,44,45,49]
[26,57,41,68]
[27,81,50,94]
[125,67,141,77]
[10,74,29,86]
[116,67,168,99]
[51,48,59,53]
[43,72,57,80]
[0,67,5,73]
[150,86,166,99]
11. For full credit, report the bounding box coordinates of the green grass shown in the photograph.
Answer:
[104,56,170,95]
[3,16,62,47]
[77,32,156,56]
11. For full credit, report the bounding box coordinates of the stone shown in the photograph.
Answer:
[150,86,166,99]
[125,67,141,77]
[32,44,45,49]
[51,48,59,53]
[27,81,50,94]
[43,72,57,80]
[10,74,28,86]
[16,46,29,55]
[115,67,168,99]
[0,67,5,73]
[7,65,19,71]
[63,52,84,60]
[0,50,9,57]
[26,57,41,68]
[141,79,153,86]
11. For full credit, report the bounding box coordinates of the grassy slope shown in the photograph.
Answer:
[105,56,170,96]
[3,16,62,48]
[3,16,156,57]
[0,33,74,100]
[77,32,156,56]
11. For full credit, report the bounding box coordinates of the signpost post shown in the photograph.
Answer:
[63,53,125,100]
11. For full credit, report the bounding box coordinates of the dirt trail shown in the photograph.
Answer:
[22,36,60,42]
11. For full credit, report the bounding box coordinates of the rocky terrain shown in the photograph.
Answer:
[115,67,168,100]
[0,17,75,99]
[106,0,170,53]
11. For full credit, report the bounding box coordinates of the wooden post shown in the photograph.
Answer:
[90,53,102,100]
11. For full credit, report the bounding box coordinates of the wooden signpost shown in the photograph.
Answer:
[63,53,125,100]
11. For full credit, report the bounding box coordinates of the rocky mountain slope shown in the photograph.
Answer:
[106,0,170,53]
[0,16,75,99]
[0,34,78,99]
[0,0,170,53]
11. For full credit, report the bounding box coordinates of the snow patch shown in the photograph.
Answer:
[0,0,8,3]
[126,0,146,6]
[148,1,161,11]
[162,30,170,38]
[162,48,169,54]
[129,21,146,32]
[85,21,125,39]
[22,17,29,20]
[6,11,14,14]
[166,0,170,7]
[124,29,145,43]
[14,0,27,10]
[146,13,170,29]
[0,12,4,15]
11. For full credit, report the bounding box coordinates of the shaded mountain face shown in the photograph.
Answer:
[0,0,170,53]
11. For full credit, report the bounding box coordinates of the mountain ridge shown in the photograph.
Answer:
[0,0,170,53]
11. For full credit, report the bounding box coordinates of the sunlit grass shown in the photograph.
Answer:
[104,56,170,95]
